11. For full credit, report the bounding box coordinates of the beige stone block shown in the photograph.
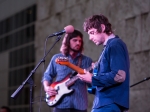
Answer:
[0,90,7,106]
[123,0,150,19]
[130,89,150,112]
[37,0,51,20]
[49,0,66,16]
[66,0,77,7]
[35,17,63,47]
[59,9,72,27]
[125,16,142,53]
[141,12,150,51]
[77,0,93,18]
[56,0,93,26]
[45,0,93,27]
[125,17,137,53]
[92,0,128,21]
[0,71,8,89]
[130,51,150,88]
[68,5,84,27]
[66,0,93,9]
[0,52,8,71]
[133,16,142,53]
[113,20,126,40]
[93,0,109,15]
[130,0,150,15]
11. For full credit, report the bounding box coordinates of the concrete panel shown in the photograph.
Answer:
[0,52,8,71]
[0,71,8,89]
[133,16,142,53]
[130,89,150,112]
[141,12,150,51]
[0,0,36,21]
[125,16,138,53]
[130,51,150,88]
[37,0,51,20]
[0,90,8,107]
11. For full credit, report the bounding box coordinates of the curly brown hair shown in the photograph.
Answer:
[60,29,84,56]
[83,14,113,35]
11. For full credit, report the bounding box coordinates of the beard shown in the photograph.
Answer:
[70,47,80,52]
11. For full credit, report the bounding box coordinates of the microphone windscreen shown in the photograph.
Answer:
[64,25,74,33]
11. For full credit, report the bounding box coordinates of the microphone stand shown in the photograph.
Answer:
[130,76,150,87]
[11,35,62,112]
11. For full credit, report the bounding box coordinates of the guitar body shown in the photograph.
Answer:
[87,86,96,94]
[46,75,74,106]
[45,57,95,106]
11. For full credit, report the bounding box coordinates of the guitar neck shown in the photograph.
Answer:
[66,76,79,87]
[67,63,84,74]
[56,58,93,74]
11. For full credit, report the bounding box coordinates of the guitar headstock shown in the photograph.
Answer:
[55,57,70,65]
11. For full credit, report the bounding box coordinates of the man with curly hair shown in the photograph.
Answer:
[77,14,130,112]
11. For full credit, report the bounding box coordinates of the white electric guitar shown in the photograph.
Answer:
[46,57,88,107]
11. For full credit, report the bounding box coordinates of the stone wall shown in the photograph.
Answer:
[35,0,150,112]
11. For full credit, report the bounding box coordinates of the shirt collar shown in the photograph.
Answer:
[103,34,115,46]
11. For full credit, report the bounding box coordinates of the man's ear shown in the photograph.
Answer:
[101,24,105,32]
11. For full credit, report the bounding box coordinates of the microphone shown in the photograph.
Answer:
[48,25,74,38]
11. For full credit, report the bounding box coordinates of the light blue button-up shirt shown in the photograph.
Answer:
[42,53,92,110]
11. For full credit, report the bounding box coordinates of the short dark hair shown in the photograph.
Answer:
[1,106,11,112]
[60,29,84,55]
[83,14,113,35]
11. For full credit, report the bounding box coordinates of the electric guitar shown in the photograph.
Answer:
[55,57,98,95]
[45,57,87,107]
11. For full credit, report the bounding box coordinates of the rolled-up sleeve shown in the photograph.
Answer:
[41,56,57,84]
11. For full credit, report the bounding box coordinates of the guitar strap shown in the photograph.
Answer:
[77,54,82,67]
[91,46,106,78]
[97,37,117,69]
[97,46,106,66]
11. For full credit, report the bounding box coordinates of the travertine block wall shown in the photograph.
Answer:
[35,0,150,112]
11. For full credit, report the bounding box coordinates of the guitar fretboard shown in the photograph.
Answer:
[66,76,79,87]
